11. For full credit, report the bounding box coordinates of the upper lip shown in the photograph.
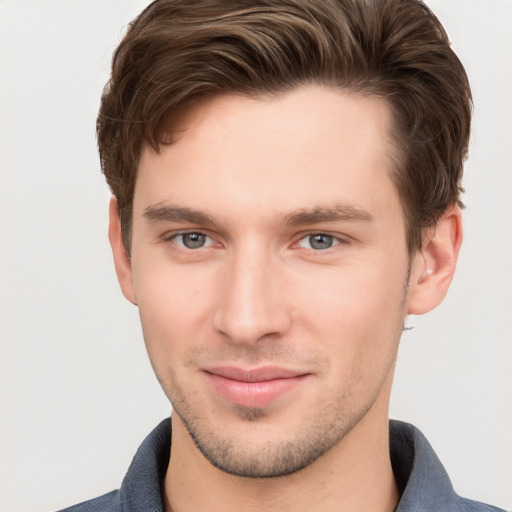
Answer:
[203,366,308,382]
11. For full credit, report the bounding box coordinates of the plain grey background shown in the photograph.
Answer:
[1,1,511,510]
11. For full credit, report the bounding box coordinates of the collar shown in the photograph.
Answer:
[113,418,502,512]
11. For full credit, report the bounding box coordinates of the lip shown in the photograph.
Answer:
[203,366,309,409]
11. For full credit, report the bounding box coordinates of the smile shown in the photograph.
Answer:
[203,366,310,409]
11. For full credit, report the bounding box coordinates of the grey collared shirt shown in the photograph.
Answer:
[58,418,506,512]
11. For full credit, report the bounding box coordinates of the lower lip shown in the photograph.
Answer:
[205,373,308,409]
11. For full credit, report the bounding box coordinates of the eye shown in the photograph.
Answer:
[297,233,341,251]
[172,232,213,249]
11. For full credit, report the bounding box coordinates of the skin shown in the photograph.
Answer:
[110,86,462,512]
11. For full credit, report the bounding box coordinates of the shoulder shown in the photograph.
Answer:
[56,490,121,512]
[390,421,508,512]
[459,497,508,512]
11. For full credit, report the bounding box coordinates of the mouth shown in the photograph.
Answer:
[202,366,310,409]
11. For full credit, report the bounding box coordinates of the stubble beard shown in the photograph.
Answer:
[156,333,402,479]
[149,267,411,479]
[170,383,366,478]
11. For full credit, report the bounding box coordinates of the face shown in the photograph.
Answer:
[122,87,414,477]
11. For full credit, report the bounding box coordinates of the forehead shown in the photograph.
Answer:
[134,86,400,226]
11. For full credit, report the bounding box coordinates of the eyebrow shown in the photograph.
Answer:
[143,203,373,227]
[283,205,373,225]
[143,205,216,226]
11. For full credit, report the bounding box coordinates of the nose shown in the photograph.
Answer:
[212,246,292,345]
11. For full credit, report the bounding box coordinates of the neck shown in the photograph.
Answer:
[164,400,398,512]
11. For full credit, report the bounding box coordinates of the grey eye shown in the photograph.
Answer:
[298,233,336,250]
[309,234,334,250]
[180,232,207,249]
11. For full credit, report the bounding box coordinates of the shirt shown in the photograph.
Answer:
[58,418,506,512]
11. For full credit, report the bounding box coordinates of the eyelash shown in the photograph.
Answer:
[294,232,346,251]
[165,231,217,250]
[164,230,348,252]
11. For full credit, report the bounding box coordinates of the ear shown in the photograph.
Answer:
[406,206,463,315]
[108,197,137,305]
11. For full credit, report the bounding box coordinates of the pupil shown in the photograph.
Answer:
[183,233,206,249]
[310,234,333,250]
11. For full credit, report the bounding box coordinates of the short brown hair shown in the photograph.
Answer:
[97,0,472,254]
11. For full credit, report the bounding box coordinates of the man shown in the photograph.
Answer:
[59,0,505,511]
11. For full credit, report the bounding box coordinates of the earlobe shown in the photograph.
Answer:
[406,206,463,315]
[108,197,137,305]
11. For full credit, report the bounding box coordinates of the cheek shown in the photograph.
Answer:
[294,269,405,409]
[296,258,407,322]
[133,243,215,315]
[132,261,214,360]
[293,260,407,365]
